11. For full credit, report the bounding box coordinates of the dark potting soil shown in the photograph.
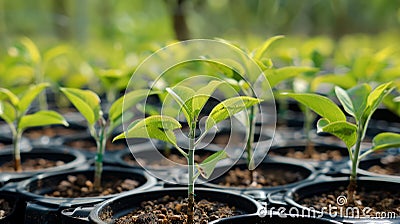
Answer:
[124,152,211,168]
[219,167,305,188]
[269,147,344,161]
[111,195,244,224]
[46,174,140,198]
[0,158,64,172]
[298,186,400,217]
[0,199,12,219]
[66,139,126,152]
[367,155,400,176]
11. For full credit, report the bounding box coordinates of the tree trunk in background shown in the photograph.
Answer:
[53,0,70,40]
[166,0,190,41]
[99,0,114,39]
[0,0,6,45]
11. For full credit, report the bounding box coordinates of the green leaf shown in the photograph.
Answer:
[365,82,394,119]
[253,35,285,60]
[109,89,155,123]
[165,86,195,123]
[197,150,228,179]
[205,96,262,131]
[60,87,101,125]
[265,66,319,88]
[346,84,371,122]
[18,83,50,114]
[311,74,357,91]
[281,93,346,122]
[0,88,19,106]
[43,45,71,64]
[335,86,355,118]
[192,80,223,118]
[0,101,16,124]
[317,118,357,149]
[20,37,41,64]
[18,110,68,131]
[371,132,400,152]
[113,115,181,145]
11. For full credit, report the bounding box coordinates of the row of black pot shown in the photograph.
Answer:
[0,144,399,223]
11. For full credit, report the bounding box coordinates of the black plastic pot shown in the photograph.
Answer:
[283,176,400,223]
[88,187,262,223]
[0,145,86,185]
[0,191,25,224]
[209,213,342,224]
[201,157,317,197]
[357,154,400,180]
[14,166,157,224]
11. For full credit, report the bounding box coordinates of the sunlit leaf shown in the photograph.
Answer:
[113,115,181,145]
[19,83,50,113]
[205,96,262,131]
[335,86,355,118]
[0,88,19,106]
[252,35,284,60]
[317,118,357,149]
[265,66,318,88]
[311,74,357,92]
[346,84,370,122]
[281,93,345,122]
[197,150,228,179]
[192,80,223,118]
[20,37,41,64]
[165,86,195,123]
[0,101,16,124]
[371,132,400,152]
[60,87,101,125]
[365,82,394,119]
[18,110,68,131]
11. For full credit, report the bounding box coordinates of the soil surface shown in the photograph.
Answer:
[66,139,126,152]
[24,126,85,139]
[110,195,244,224]
[298,186,400,217]
[218,167,305,188]
[123,151,212,168]
[367,155,400,176]
[269,146,345,161]
[0,158,64,172]
[0,199,12,219]
[46,174,140,198]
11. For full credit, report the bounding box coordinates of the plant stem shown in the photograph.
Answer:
[13,130,22,172]
[187,122,196,224]
[94,119,107,190]
[246,106,256,184]
[304,108,315,156]
[347,124,363,204]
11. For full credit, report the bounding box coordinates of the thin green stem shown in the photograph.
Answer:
[187,121,196,224]
[94,118,107,190]
[13,129,22,172]
[246,105,255,169]
[348,123,363,204]
[304,108,315,155]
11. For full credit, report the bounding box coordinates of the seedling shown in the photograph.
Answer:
[60,87,154,190]
[0,83,68,171]
[283,82,400,204]
[113,80,261,223]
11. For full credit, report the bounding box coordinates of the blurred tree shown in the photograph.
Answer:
[164,0,190,40]
[52,0,70,40]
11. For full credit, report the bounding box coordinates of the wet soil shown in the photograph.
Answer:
[110,195,244,224]
[269,146,345,161]
[46,174,140,198]
[298,186,400,217]
[23,126,85,139]
[218,167,305,188]
[66,139,126,152]
[0,158,64,172]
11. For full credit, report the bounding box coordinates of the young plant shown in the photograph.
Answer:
[60,87,153,190]
[282,82,400,204]
[113,80,261,223]
[0,83,68,171]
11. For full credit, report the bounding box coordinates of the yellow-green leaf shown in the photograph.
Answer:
[19,83,50,114]
[252,35,285,60]
[371,132,400,152]
[0,88,19,106]
[0,101,16,124]
[266,66,319,88]
[317,118,357,149]
[205,96,262,131]
[197,150,228,179]
[20,37,41,64]
[60,87,101,125]
[282,93,345,122]
[18,110,68,131]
